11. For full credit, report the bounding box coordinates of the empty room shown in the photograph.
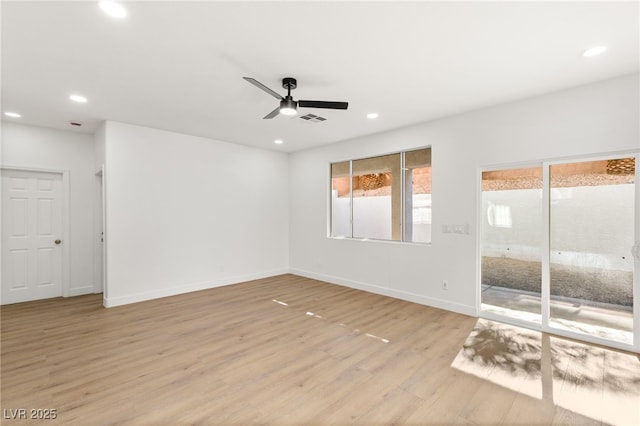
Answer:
[1,1,639,424]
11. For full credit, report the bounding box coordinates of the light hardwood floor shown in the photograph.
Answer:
[1,274,639,425]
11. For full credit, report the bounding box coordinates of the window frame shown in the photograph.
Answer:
[328,146,432,245]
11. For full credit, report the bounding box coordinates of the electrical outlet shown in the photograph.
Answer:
[442,280,448,290]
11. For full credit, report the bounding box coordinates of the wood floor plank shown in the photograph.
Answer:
[2,274,638,425]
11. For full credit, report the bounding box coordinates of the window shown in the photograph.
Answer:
[330,147,431,243]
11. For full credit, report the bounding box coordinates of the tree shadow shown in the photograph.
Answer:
[461,319,640,393]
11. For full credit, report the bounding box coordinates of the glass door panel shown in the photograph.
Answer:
[549,158,635,345]
[481,166,543,323]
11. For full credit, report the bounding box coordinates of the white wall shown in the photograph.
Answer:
[103,121,289,307]
[289,73,640,316]
[94,122,105,170]
[1,121,96,296]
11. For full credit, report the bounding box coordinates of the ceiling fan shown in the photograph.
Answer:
[243,76,348,119]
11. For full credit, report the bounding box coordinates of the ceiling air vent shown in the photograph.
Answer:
[299,113,327,123]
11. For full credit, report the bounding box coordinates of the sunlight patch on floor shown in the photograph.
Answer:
[452,318,640,425]
[269,297,391,344]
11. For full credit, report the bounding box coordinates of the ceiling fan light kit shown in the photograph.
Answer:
[243,76,348,120]
[279,98,298,116]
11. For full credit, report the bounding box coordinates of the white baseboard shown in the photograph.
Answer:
[103,268,289,308]
[67,286,95,297]
[102,266,477,318]
[289,268,477,317]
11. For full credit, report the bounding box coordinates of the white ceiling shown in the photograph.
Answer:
[2,1,638,153]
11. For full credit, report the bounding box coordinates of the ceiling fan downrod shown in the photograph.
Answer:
[280,77,298,115]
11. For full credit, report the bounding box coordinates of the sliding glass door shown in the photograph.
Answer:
[480,154,638,351]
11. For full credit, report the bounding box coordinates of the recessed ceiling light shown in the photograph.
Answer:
[99,1,127,18]
[69,94,88,103]
[367,113,379,119]
[4,112,22,118]
[274,139,284,145]
[583,45,608,57]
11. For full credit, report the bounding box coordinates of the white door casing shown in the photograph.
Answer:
[1,169,64,304]
[94,167,105,294]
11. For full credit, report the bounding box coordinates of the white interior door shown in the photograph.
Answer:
[2,169,63,304]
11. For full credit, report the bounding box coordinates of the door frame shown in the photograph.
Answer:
[477,149,640,353]
[1,165,71,298]
[94,166,106,295]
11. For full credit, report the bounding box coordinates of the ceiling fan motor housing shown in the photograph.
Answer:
[280,97,297,110]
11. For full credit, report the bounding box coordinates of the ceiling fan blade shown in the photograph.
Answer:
[263,106,281,119]
[243,77,283,100]
[298,100,348,110]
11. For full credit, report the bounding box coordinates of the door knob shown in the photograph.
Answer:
[55,240,62,245]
